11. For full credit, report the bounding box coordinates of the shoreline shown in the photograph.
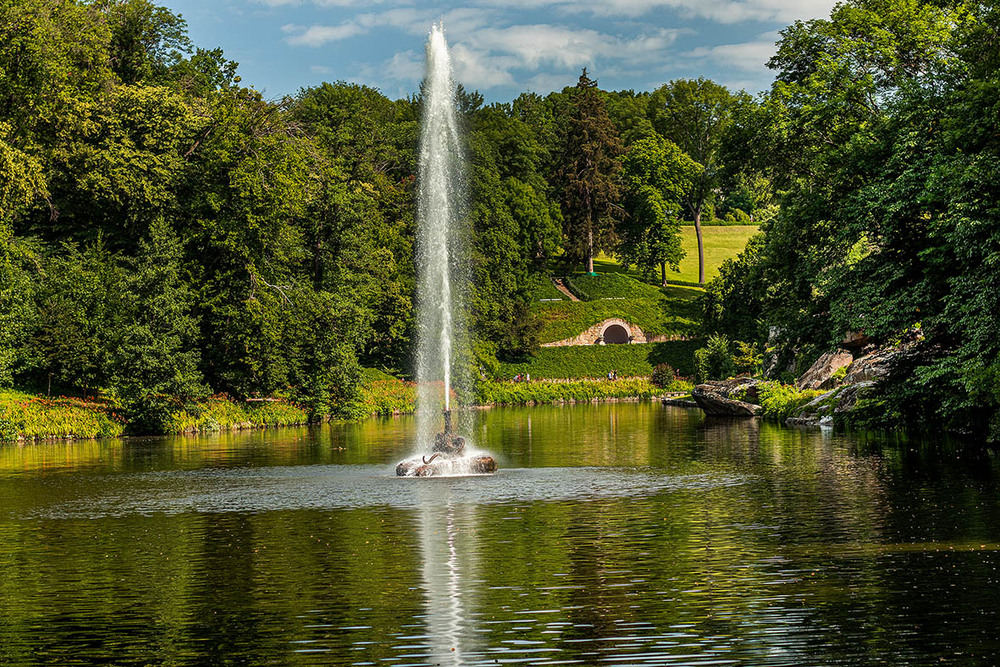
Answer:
[2,380,692,443]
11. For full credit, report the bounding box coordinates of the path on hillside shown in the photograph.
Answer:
[552,278,581,302]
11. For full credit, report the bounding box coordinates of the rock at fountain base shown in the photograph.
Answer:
[396,455,498,477]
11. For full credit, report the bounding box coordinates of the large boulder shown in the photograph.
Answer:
[797,349,854,390]
[691,379,762,417]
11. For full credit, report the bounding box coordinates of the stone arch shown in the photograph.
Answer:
[600,320,632,344]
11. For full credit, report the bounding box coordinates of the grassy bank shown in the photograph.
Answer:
[1,368,418,441]
[165,396,311,433]
[476,377,691,406]
[346,368,417,418]
[0,391,125,441]
[498,340,702,379]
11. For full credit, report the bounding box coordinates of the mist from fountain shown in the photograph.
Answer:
[415,22,463,446]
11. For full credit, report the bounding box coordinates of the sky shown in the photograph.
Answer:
[159,0,838,103]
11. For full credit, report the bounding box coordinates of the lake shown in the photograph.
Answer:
[1,402,998,665]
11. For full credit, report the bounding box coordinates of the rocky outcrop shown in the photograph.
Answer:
[832,381,875,414]
[842,348,899,384]
[786,381,876,426]
[691,378,762,417]
[797,349,854,390]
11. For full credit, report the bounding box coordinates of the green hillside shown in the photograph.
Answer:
[533,273,701,343]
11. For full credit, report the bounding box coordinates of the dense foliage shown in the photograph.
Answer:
[704,0,1000,440]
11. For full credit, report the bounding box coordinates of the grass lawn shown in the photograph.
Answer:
[590,225,759,286]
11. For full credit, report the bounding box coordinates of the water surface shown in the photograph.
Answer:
[1,403,998,665]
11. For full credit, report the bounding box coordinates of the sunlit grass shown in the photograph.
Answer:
[0,390,125,441]
[589,225,759,286]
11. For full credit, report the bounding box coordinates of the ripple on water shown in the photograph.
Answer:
[26,465,753,519]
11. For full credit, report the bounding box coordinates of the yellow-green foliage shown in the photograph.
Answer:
[165,395,310,433]
[0,391,125,441]
[475,377,691,406]
[498,340,702,379]
[346,368,416,418]
[752,381,825,420]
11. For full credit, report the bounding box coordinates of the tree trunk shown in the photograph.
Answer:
[587,222,594,274]
[660,262,666,286]
[694,207,705,284]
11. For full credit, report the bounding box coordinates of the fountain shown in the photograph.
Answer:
[396,23,498,477]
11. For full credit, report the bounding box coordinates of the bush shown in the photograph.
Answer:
[651,363,677,388]
[733,340,762,376]
[342,369,416,419]
[694,334,736,382]
[752,381,825,420]
[0,391,126,440]
[166,395,310,433]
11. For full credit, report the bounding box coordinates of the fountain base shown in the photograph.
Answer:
[396,408,498,477]
[396,454,498,477]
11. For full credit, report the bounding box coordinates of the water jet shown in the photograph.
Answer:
[396,23,497,477]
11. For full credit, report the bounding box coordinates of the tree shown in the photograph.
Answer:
[649,78,737,283]
[110,216,206,431]
[95,0,191,85]
[556,69,624,274]
[619,135,698,285]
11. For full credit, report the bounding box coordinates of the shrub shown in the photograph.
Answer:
[733,340,763,376]
[694,334,736,382]
[747,381,825,420]
[0,391,126,440]
[651,363,677,388]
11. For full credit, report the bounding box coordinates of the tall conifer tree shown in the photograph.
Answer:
[556,69,623,274]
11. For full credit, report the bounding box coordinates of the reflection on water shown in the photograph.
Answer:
[417,483,475,666]
[1,403,999,665]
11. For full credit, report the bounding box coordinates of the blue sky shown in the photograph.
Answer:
[160,0,837,103]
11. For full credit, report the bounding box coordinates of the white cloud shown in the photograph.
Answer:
[361,49,424,86]
[450,43,518,87]
[282,7,497,48]
[472,0,836,23]
[684,31,780,72]
[283,22,367,46]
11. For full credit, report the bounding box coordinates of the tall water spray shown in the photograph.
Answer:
[416,23,464,443]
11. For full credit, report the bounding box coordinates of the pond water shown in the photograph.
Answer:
[1,402,999,666]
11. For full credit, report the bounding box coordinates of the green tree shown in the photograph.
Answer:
[618,135,698,285]
[94,0,192,85]
[30,241,124,396]
[556,69,624,274]
[649,78,737,284]
[110,217,206,431]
